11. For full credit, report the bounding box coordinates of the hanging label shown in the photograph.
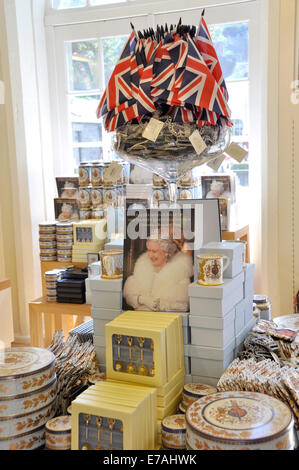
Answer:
[189,130,207,155]
[207,155,226,171]
[104,162,123,183]
[142,118,164,142]
[225,143,248,163]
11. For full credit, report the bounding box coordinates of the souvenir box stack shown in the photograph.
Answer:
[152,171,200,207]
[0,348,57,450]
[45,269,65,303]
[72,220,107,264]
[71,381,157,450]
[56,223,73,262]
[39,222,57,261]
[57,268,88,304]
[185,241,255,386]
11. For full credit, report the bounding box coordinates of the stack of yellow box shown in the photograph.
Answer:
[72,220,107,263]
[105,311,185,447]
[71,381,157,450]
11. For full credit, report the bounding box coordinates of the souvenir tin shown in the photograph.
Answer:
[56,223,73,234]
[177,186,195,200]
[0,348,56,398]
[0,378,57,417]
[39,241,57,249]
[152,186,167,205]
[39,223,57,234]
[100,250,123,279]
[273,314,299,331]
[39,234,57,242]
[40,256,57,262]
[0,424,46,451]
[178,403,186,414]
[47,289,58,298]
[40,249,57,256]
[254,295,272,321]
[79,163,92,186]
[56,233,73,242]
[161,414,186,450]
[91,207,105,220]
[182,383,217,411]
[91,162,103,186]
[103,186,119,207]
[153,174,166,186]
[57,249,72,257]
[185,391,296,450]
[45,415,72,450]
[56,241,73,249]
[79,186,92,207]
[91,187,103,207]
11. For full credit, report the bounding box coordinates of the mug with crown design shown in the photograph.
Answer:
[197,254,230,286]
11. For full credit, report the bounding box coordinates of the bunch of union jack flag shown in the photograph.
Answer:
[97,13,232,133]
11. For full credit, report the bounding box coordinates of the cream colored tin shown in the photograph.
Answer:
[100,250,123,279]
[178,402,186,414]
[103,186,119,207]
[79,163,92,186]
[273,314,299,331]
[0,424,46,451]
[91,162,103,186]
[186,391,296,450]
[39,223,57,234]
[91,187,104,207]
[45,415,71,450]
[182,383,217,411]
[56,223,73,234]
[79,186,92,207]
[39,234,57,242]
[56,234,73,242]
[39,241,57,249]
[161,414,186,450]
[0,348,56,398]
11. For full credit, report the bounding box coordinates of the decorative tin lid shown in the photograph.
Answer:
[186,391,294,445]
[274,315,299,332]
[162,415,186,434]
[183,383,217,399]
[45,416,71,434]
[0,348,55,379]
[254,295,269,305]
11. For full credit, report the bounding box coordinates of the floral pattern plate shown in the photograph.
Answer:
[273,315,299,332]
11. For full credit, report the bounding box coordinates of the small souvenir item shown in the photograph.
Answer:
[95,417,103,450]
[161,414,186,450]
[197,254,230,286]
[91,162,103,186]
[45,415,72,451]
[126,337,137,375]
[138,337,148,376]
[114,335,124,372]
[254,295,272,321]
[182,383,217,411]
[100,250,123,279]
[108,418,116,450]
[178,402,186,414]
[150,340,155,377]
[81,414,92,450]
[79,163,92,186]
[273,314,299,332]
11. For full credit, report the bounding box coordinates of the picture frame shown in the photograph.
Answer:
[54,198,80,222]
[201,174,236,203]
[56,177,79,199]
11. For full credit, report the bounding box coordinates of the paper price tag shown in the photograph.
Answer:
[104,162,123,183]
[207,155,225,171]
[189,130,207,155]
[225,142,248,163]
[142,118,164,142]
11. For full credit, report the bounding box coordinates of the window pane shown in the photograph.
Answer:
[70,95,102,144]
[66,40,100,92]
[90,0,126,5]
[53,0,86,9]
[102,36,128,86]
[74,147,103,166]
[72,122,103,143]
[210,22,248,80]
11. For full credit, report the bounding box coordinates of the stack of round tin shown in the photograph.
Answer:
[39,222,57,261]
[56,223,73,262]
[45,269,64,303]
[45,416,72,451]
[179,383,217,414]
[161,415,186,450]
[152,170,200,207]
[0,347,57,450]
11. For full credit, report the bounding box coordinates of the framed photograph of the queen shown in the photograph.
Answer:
[201,174,236,203]
[122,207,195,313]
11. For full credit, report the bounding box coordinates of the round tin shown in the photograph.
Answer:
[56,223,73,234]
[100,250,123,279]
[92,207,105,220]
[46,289,57,298]
[79,186,92,207]
[0,424,47,451]
[40,256,57,262]
[153,174,166,186]
[152,186,167,204]
[56,234,73,242]
[45,269,63,280]
[186,391,296,450]
[182,383,217,411]
[56,241,73,249]
[79,209,91,221]
[40,249,57,256]
[178,186,195,200]
[39,241,57,249]
[161,415,186,450]
[57,256,72,263]
[79,163,92,186]
[103,186,119,207]
[45,415,71,451]
[179,171,195,186]
[91,162,103,186]
[39,223,57,234]
[47,297,57,303]
[39,234,57,242]
[273,314,299,331]
[178,402,186,414]
[91,187,104,207]
[57,249,72,257]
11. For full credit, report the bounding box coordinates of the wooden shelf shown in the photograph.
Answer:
[0,279,12,291]
[222,225,250,263]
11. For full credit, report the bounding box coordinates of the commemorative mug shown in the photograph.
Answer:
[100,250,123,279]
[197,254,230,286]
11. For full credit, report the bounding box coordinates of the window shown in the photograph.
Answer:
[52,0,128,9]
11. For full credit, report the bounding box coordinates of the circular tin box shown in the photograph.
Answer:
[91,187,104,207]
[161,415,186,450]
[91,162,103,186]
[185,391,296,451]
[103,186,119,206]
[39,223,57,234]
[273,314,299,331]
[0,424,47,451]
[56,223,73,234]
[45,415,72,451]
[178,402,186,414]
[182,383,217,411]
[79,163,92,186]
[79,186,92,207]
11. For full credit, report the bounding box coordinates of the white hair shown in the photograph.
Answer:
[146,237,178,259]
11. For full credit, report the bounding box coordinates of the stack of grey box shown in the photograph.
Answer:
[184,242,256,387]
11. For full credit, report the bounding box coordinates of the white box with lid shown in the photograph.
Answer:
[186,340,236,379]
[235,317,256,354]
[89,276,122,309]
[189,309,235,348]
[198,242,244,279]
[243,263,255,298]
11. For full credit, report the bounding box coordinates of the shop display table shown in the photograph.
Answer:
[222,224,250,263]
[29,297,91,348]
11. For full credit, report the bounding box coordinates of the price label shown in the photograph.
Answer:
[104,163,123,183]
[142,118,164,142]
[225,143,248,163]
[189,130,207,155]
[207,155,225,171]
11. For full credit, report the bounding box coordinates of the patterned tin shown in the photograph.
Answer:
[0,424,46,451]
[39,234,57,242]
[0,399,56,439]
[153,174,166,186]
[39,223,57,234]
[103,186,120,207]
[40,256,57,262]
[91,162,104,186]
[56,233,73,242]
[92,207,105,220]
[161,414,186,450]
[0,378,57,417]
[182,383,217,411]
[0,348,56,398]
[79,163,92,186]
[91,187,104,207]
[57,249,72,257]
[39,241,57,249]
[79,186,92,207]
[45,415,71,450]
[185,391,296,450]
[40,249,57,256]
[178,186,196,200]
[152,186,167,205]
[56,223,73,234]
[179,171,195,186]
[273,314,299,331]
[56,241,73,249]
[178,402,186,414]
[79,209,92,221]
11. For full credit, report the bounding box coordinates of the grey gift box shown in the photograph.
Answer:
[198,242,244,279]
[189,309,235,348]
[185,340,236,379]
[235,317,256,354]
[93,334,106,348]
[90,276,122,309]
[184,356,191,375]
[104,239,124,251]
[91,307,122,321]
[243,263,255,298]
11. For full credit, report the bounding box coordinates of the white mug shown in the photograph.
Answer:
[197,254,230,286]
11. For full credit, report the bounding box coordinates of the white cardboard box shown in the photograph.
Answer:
[90,276,122,309]
[235,317,256,354]
[104,239,124,251]
[93,334,106,348]
[199,242,244,279]
[189,309,235,348]
[91,307,122,321]
[184,356,191,375]
[187,340,235,378]
[235,299,247,335]
[243,264,255,298]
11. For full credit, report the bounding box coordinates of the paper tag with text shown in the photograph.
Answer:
[225,142,248,163]
[104,162,123,183]
[142,118,164,142]
[207,155,226,171]
[189,130,207,155]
